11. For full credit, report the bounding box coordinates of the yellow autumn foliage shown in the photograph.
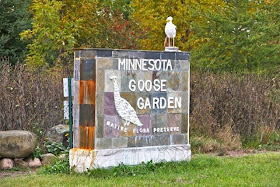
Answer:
[131,0,224,51]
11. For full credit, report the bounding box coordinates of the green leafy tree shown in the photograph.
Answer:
[21,0,99,68]
[98,0,132,18]
[0,0,32,64]
[21,0,145,68]
[190,0,280,73]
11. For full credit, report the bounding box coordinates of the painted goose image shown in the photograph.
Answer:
[110,76,143,127]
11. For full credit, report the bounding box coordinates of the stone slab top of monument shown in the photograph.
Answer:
[69,17,190,173]
[73,48,189,58]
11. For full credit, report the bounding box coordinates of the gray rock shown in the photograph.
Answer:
[0,158,14,170]
[26,157,41,168]
[45,124,69,147]
[0,130,37,158]
[14,158,28,169]
[42,153,56,166]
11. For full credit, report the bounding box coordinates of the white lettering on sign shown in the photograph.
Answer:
[118,58,173,71]
[106,120,151,134]
[128,79,167,92]
[137,97,182,109]
[133,128,150,134]
[153,127,180,133]
[106,120,127,133]
[128,79,136,91]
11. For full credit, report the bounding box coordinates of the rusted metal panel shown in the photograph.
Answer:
[79,81,96,105]
[79,104,95,127]
[73,49,96,150]
[79,126,95,149]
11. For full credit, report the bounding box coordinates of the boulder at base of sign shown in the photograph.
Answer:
[0,130,37,158]
[45,124,69,147]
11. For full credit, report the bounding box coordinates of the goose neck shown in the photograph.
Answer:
[113,81,121,98]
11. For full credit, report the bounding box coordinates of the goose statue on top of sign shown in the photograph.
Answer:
[164,16,179,51]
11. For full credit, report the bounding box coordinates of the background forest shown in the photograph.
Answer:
[0,0,279,153]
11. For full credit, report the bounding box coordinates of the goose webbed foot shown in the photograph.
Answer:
[124,121,130,126]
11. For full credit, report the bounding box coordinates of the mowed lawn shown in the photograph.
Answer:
[1,152,280,186]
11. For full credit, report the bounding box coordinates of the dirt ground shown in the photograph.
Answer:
[0,168,37,180]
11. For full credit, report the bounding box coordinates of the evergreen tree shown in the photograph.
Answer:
[0,0,31,64]
[190,0,280,73]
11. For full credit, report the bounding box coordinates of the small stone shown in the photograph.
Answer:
[14,158,28,169]
[171,134,185,145]
[26,157,42,168]
[58,154,66,159]
[112,50,129,58]
[112,138,128,148]
[96,58,113,69]
[135,136,151,147]
[42,153,56,166]
[151,135,170,146]
[96,70,105,92]
[0,158,14,170]
[167,72,180,91]
[95,138,112,149]
[96,115,104,138]
[127,137,136,147]
[129,51,145,58]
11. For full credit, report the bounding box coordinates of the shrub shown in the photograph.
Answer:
[45,141,67,156]
[41,153,70,174]
[190,71,280,148]
[0,61,70,143]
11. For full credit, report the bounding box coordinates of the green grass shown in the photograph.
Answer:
[1,152,280,186]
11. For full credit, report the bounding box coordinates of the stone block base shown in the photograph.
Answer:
[69,144,191,173]
[165,47,179,51]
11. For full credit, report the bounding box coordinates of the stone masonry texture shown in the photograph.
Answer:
[73,49,190,150]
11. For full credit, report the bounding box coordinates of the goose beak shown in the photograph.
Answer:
[166,17,172,22]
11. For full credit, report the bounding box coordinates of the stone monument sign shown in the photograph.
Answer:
[70,49,191,172]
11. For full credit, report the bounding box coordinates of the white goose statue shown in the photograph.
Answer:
[110,76,143,127]
[165,16,176,47]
